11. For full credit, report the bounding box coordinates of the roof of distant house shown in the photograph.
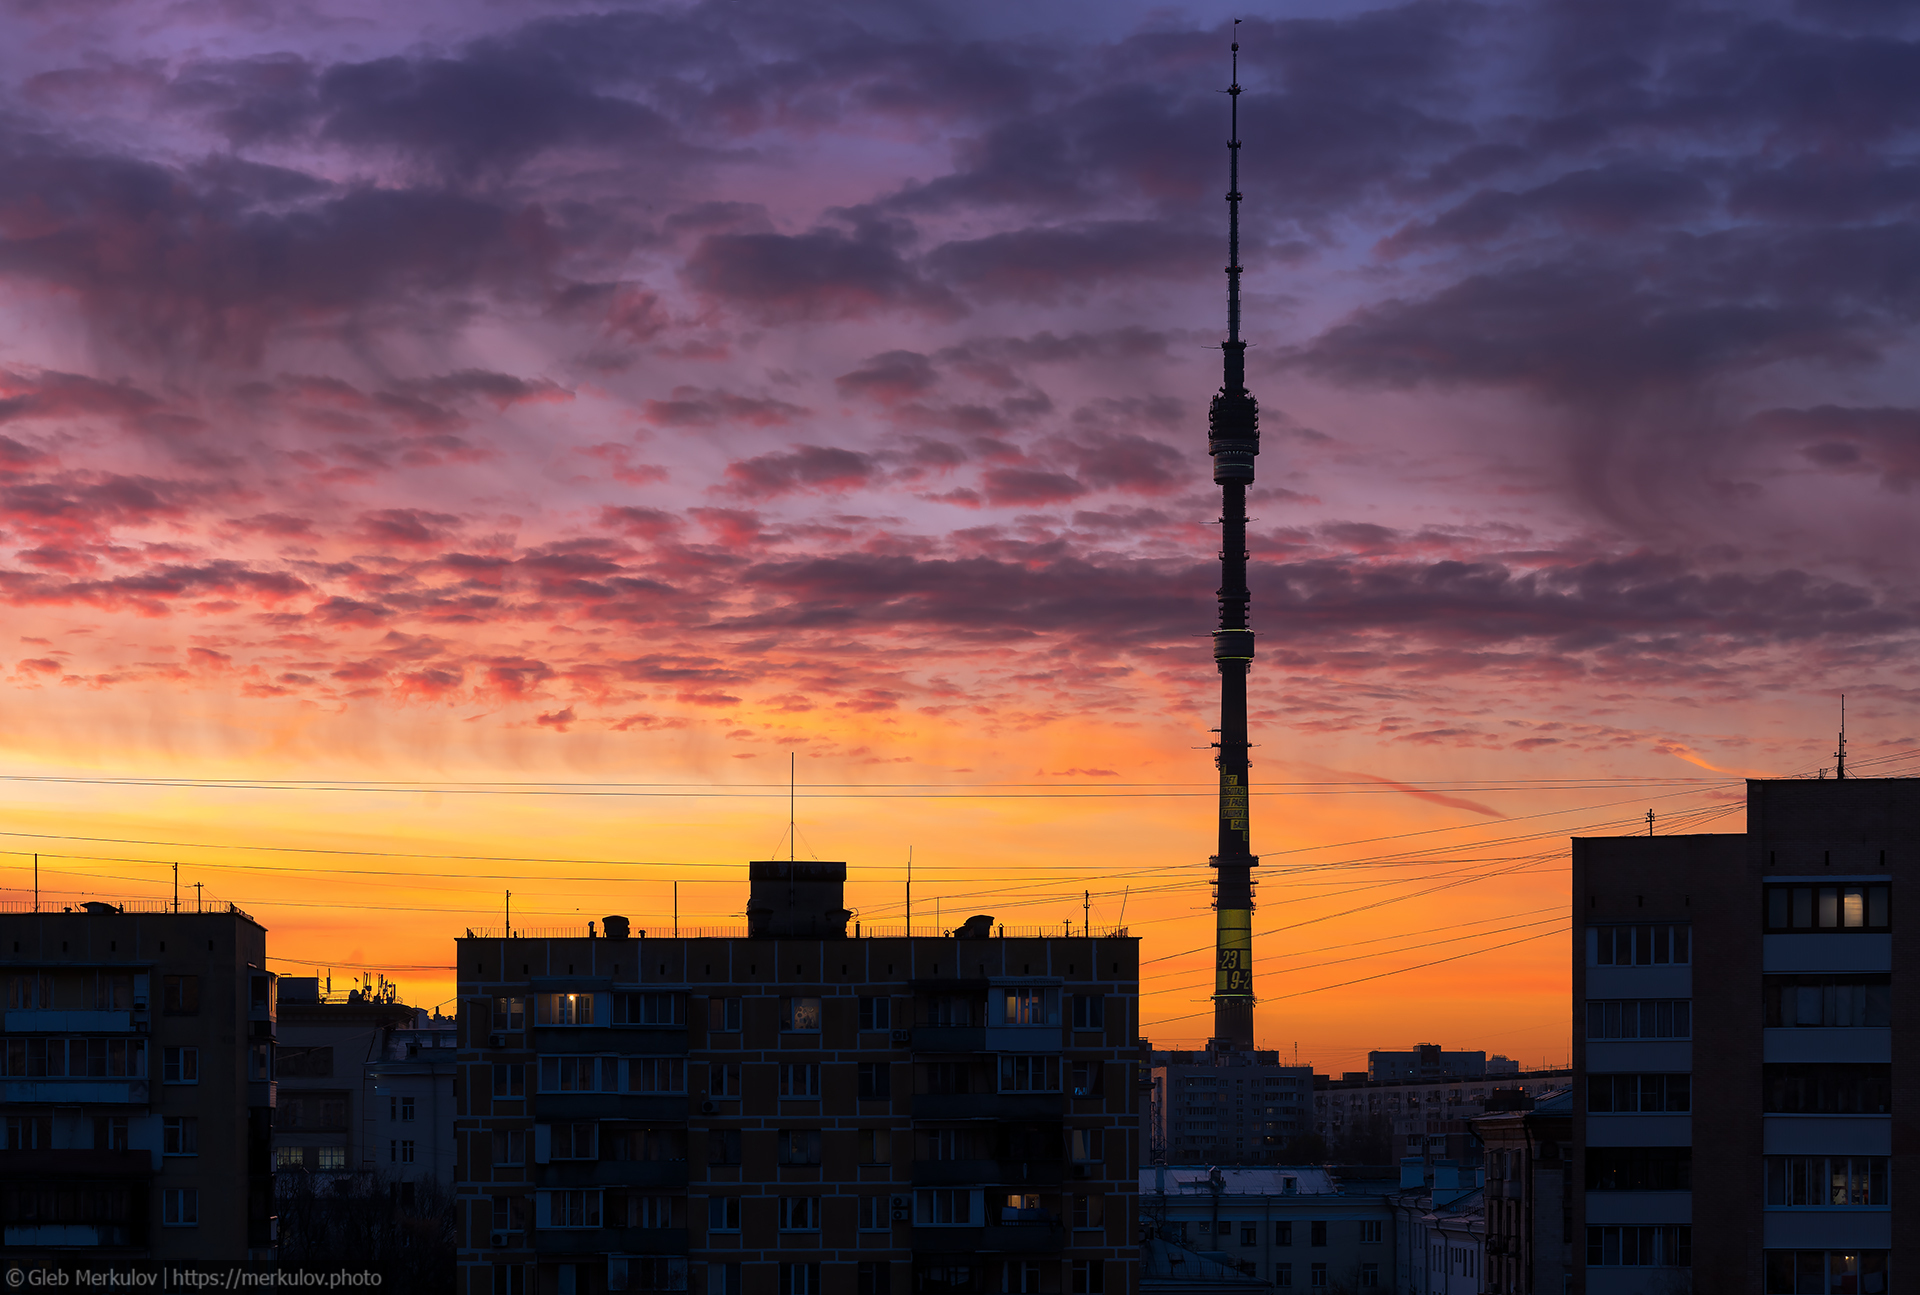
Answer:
[1141,1167,1340,1196]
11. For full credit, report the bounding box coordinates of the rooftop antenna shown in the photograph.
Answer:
[789,752,796,862]
[1836,694,1847,780]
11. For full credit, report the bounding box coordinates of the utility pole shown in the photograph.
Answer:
[1084,890,1090,938]
[505,890,511,938]
[674,881,679,938]
[906,848,912,934]
[1647,810,1655,836]
[194,882,202,913]
[173,862,179,914]
[32,853,38,913]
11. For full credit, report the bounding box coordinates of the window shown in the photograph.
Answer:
[857,1264,885,1295]
[1764,1064,1892,1114]
[1765,1156,1890,1206]
[1586,1147,1692,1191]
[494,996,525,1030]
[276,1094,349,1132]
[494,1268,528,1295]
[1274,1222,1292,1246]
[317,1146,346,1171]
[1587,1226,1692,1267]
[391,1095,416,1122]
[1588,1073,1691,1112]
[778,1265,820,1295]
[1071,1060,1103,1097]
[857,1196,889,1231]
[1360,1220,1382,1245]
[162,976,199,1015]
[279,1046,333,1078]
[707,1130,742,1165]
[548,1190,602,1228]
[1274,1265,1291,1289]
[5,1114,50,1150]
[783,998,821,1031]
[1068,1128,1103,1163]
[1591,924,1691,966]
[492,1064,526,1098]
[250,1042,272,1081]
[540,1056,615,1093]
[94,1116,128,1151]
[5,972,50,1010]
[1074,995,1106,1030]
[1763,1250,1888,1293]
[781,1064,821,1098]
[709,998,742,1032]
[707,1196,741,1231]
[390,1139,416,1164]
[492,1130,527,1166]
[619,993,682,1025]
[1310,1221,1326,1247]
[1240,1225,1257,1246]
[553,1123,597,1160]
[536,993,595,1026]
[1309,1265,1327,1290]
[778,1129,821,1166]
[162,1116,197,1156]
[710,1063,741,1098]
[608,1128,686,1162]
[1070,1262,1103,1295]
[162,1188,198,1227]
[1073,1195,1104,1230]
[275,1146,306,1169]
[708,1265,741,1295]
[1000,1056,1060,1092]
[1764,975,1892,1028]
[1005,988,1045,1025]
[1585,999,1692,1039]
[1767,883,1891,932]
[1359,1265,1378,1289]
[859,997,891,1030]
[778,1196,820,1231]
[923,995,973,1027]
[858,1062,891,1100]
[923,1062,975,1093]
[858,1129,892,1164]
[631,1058,688,1094]
[621,1259,687,1293]
[916,1189,977,1225]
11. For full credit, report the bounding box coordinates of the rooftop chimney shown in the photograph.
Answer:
[746,861,851,938]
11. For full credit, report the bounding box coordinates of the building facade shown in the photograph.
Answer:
[1,903,276,1260]
[1572,776,1914,1294]
[455,862,1141,1295]
[1474,1089,1572,1295]
[1387,1164,1482,1295]
[1149,1052,1312,1164]
[1313,1072,1573,1167]
[1366,1048,1488,1084]
[1139,1166,1394,1291]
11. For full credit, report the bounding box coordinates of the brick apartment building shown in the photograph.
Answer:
[455,861,1141,1295]
[1,902,277,1260]
[1573,776,1914,1294]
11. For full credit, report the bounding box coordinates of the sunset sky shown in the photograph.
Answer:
[3,0,1919,1071]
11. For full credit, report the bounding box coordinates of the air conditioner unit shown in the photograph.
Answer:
[488,1033,507,1048]
[491,1232,510,1248]
[889,1030,912,1047]
[889,1194,911,1223]
[700,1100,717,1115]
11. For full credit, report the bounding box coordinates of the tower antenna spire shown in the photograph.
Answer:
[1205,20,1262,1053]
[1836,694,1847,780]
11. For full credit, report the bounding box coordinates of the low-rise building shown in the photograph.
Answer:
[374,1009,459,1194]
[274,977,413,1185]
[1387,1162,1482,1295]
[1313,1071,1572,1168]
[1474,1089,1572,1295]
[0,902,276,1260]
[1139,1166,1393,1290]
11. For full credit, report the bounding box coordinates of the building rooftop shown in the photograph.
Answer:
[1142,1167,1340,1196]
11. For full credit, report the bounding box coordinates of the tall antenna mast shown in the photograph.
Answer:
[789,752,796,861]
[1836,694,1847,780]
[1206,20,1263,1054]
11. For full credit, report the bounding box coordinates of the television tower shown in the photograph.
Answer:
[1207,31,1261,1052]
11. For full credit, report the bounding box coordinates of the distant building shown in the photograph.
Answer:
[1139,1166,1393,1291]
[0,903,276,1261]
[1571,776,1915,1292]
[455,862,1141,1295]
[275,979,457,1197]
[1149,1052,1312,1164]
[1312,1071,1572,1168]
[1367,1047,1487,1084]
[1474,1088,1572,1295]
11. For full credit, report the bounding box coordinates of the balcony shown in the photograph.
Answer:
[4,1224,135,1248]
[538,1161,689,1188]
[533,1093,685,1121]
[2,1079,149,1106]
[913,1093,1061,1120]
[3,1010,137,1034]
[913,1027,985,1052]
[912,1160,1064,1187]
[531,1225,688,1257]
[621,1227,690,1256]
[983,1221,1065,1254]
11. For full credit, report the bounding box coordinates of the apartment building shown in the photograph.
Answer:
[455,861,1141,1295]
[1572,776,1913,1294]
[1312,1071,1572,1166]
[0,902,276,1260]
[1148,1051,1312,1163]
[275,977,415,1183]
[373,1009,460,1192]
